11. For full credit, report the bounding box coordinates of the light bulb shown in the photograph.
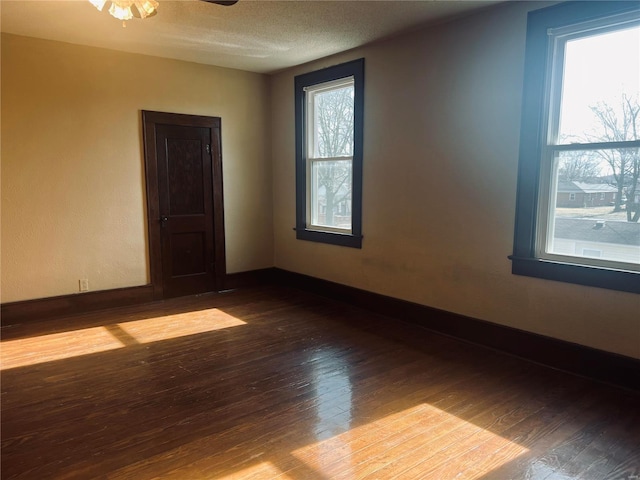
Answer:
[109,2,134,21]
[135,0,158,18]
[88,0,108,11]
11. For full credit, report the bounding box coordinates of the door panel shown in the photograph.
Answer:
[170,232,206,276]
[167,138,205,215]
[148,125,215,298]
[156,124,215,298]
[143,111,225,300]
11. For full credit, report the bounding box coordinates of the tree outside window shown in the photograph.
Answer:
[294,59,364,248]
[511,2,639,293]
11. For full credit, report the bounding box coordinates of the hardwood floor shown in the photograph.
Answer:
[1,286,638,479]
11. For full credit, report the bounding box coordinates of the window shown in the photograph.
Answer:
[295,59,364,248]
[512,2,640,293]
[569,193,576,201]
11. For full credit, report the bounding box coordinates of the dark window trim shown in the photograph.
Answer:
[294,58,364,248]
[511,1,640,294]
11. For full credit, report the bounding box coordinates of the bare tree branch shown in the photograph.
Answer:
[314,86,354,226]
[584,94,640,221]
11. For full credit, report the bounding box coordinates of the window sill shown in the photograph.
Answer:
[295,228,362,248]
[509,255,639,294]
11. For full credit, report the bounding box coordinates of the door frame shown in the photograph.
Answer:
[142,110,226,300]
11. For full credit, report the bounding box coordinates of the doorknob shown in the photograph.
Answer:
[160,216,168,227]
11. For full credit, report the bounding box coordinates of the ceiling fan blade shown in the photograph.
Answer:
[201,0,239,5]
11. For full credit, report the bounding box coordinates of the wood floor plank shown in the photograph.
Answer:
[575,429,640,480]
[2,286,638,479]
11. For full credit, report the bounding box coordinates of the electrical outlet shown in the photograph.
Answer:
[79,279,89,292]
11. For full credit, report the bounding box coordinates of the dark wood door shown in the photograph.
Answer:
[143,111,225,300]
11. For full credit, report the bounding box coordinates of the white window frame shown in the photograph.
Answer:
[304,77,355,234]
[510,1,640,294]
[294,58,364,249]
[534,12,640,272]
[582,248,603,258]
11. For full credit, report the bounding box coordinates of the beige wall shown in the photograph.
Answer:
[1,33,273,302]
[271,2,640,359]
[3,2,639,359]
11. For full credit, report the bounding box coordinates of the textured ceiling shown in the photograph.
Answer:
[1,0,502,74]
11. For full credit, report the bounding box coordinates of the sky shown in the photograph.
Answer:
[558,23,640,141]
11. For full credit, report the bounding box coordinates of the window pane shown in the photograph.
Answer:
[558,24,640,142]
[311,160,352,230]
[549,149,640,265]
[312,85,354,158]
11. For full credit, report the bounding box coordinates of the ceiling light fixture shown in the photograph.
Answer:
[88,0,159,26]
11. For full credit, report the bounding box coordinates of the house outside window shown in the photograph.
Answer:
[294,59,364,248]
[511,2,640,293]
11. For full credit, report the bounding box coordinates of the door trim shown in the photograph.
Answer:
[142,110,226,300]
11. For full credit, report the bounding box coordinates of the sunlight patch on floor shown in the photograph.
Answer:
[1,308,246,370]
[290,403,530,479]
[215,460,289,479]
[115,308,246,344]
[1,325,124,370]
